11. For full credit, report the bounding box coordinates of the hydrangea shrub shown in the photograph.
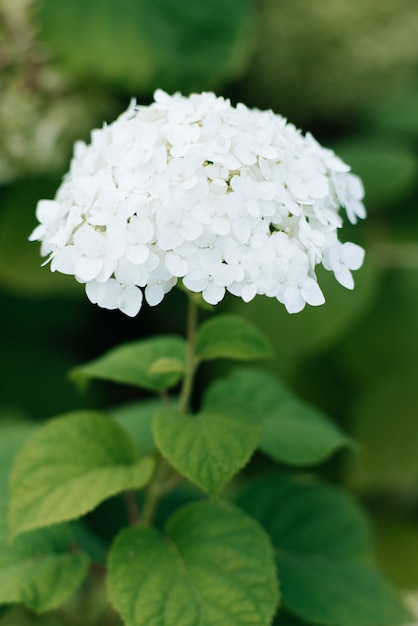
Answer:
[0,92,411,626]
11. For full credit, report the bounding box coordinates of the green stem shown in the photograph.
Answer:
[141,295,199,526]
[141,455,172,525]
[123,490,140,525]
[178,296,199,414]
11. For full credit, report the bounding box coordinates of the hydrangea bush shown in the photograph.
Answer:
[1,92,411,626]
[30,90,365,316]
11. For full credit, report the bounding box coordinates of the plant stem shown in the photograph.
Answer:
[178,296,199,414]
[123,490,140,525]
[140,295,199,526]
[141,455,172,525]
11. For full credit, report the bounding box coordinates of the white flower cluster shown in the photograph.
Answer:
[31,90,365,316]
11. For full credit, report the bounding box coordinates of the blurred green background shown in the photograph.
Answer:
[1,0,418,619]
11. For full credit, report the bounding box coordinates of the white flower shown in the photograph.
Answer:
[31,90,366,316]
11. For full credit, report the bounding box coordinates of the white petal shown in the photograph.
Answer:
[75,257,103,282]
[117,285,143,317]
[309,176,329,199]
[126,244,149,265]
[73,225,104,257]
[241,283,257,302]
[115,258,142,285]
[95,258,115,283]
[145,283,165,306]
[86,279,119,310]
[180,217,203,241]
[336,267,354,290]
[203,281,225,305]
[301,278,325,306]
[85,280,101,304]
[36,200,61,227]
[157,224,184,250]
[283,286,306,314]
[165,252,188,277]
[51,246,78,275]
[341,242,365,270]
[182,274,208,293]
[29,224,47,242]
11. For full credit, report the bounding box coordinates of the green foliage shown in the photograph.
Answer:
[0,422,34,505]
[195,314,273,362]
[10,411,154,538]
[71,336,186,392]
[0,426,89,614]
[205,368,351,465]
[153,405,260,496]
[0,519,89,613]
[39,0,254,93]
[238,474,411,626]
[108,501,279,626]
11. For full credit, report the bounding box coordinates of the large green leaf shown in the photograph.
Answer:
[71,336,186,392]
[0,422,35,506]
[39,0,253,93]
[0,514,88,613]
[0,425,89,613]
[195,314,273,362]
[153,405,260,496]
[108,501,279,626]
[238,474,411,626]
[205,368,350,466]
[10,411,155,538]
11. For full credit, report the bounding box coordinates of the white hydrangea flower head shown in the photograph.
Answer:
[30,90,366,317]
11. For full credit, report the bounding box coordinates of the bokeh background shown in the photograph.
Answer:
[1,0,418,621]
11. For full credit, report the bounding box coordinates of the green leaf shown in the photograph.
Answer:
[195,314,273,362]
[0,513,89,613]
[10,411,155,538]
[147,357,185,376]
[39,0,254,93]
[238,474,411,626]
[71,336,186,392]
[108,501,279,626]
[153,405,260,496]
[205,368,351,466]
[0,422,35,505]
[108,399,162,457]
